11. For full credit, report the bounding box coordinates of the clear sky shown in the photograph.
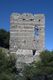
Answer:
[0,0,53,50]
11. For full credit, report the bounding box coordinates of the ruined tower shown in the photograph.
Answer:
[10,13,45,66]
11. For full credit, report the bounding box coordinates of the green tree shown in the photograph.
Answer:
[23,50,53,80]
[0,29,10,49]
[0,48,17,80]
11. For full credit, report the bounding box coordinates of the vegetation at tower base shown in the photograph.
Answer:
[21,50,53,80]
[0,47,53,80]
[0,48,17,80]
[0,29,10,49]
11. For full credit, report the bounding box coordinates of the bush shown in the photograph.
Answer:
[22,50,53,80]
[0,48,17,80]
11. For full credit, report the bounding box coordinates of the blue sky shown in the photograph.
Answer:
[0,0,53,50]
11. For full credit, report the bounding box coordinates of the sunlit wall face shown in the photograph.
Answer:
[10,13,45,53]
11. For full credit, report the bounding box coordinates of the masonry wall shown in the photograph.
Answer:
[10,13,45,53]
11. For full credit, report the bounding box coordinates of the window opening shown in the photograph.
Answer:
[34,25,39,36]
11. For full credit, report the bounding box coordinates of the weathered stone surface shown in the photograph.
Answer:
[10,13,45,68]
[10,13,45,52]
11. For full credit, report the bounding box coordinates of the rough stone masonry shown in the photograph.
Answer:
[10,13,45,68]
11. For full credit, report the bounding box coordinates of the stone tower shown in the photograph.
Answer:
[10,13,45,67]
